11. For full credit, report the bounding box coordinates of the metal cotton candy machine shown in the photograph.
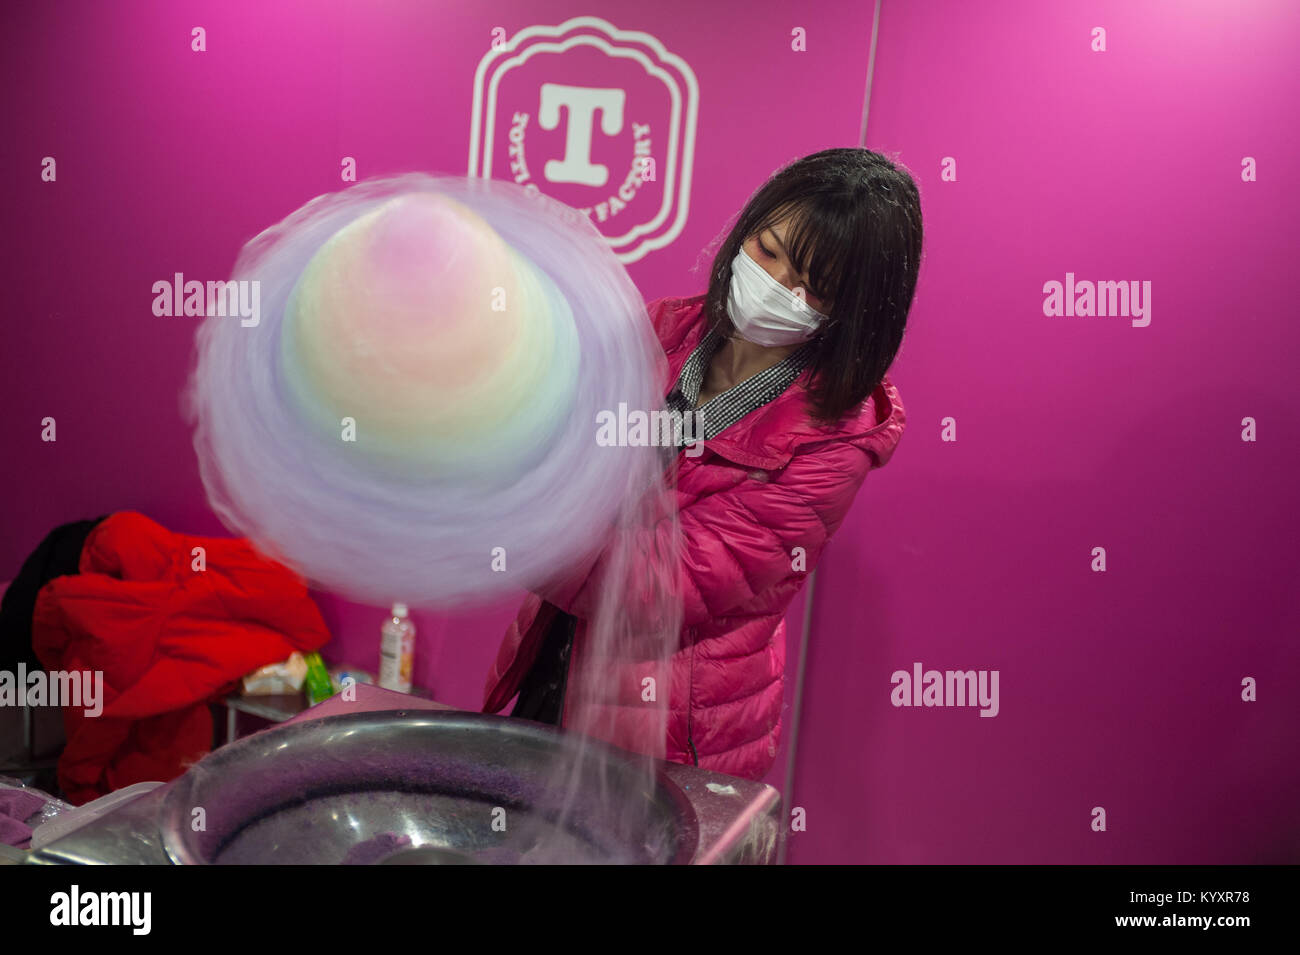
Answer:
[25,710,781,865]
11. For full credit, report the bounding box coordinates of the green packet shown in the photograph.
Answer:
[303,651,335,706]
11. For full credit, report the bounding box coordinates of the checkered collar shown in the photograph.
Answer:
[665,323,814,440]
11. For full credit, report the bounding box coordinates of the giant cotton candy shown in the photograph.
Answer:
[185,173,669,607]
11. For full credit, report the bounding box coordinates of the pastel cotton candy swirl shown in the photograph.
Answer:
[186,173,669,607]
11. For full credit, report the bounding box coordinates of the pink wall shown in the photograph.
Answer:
[3,0,1295,864]
[792,0,1300,863]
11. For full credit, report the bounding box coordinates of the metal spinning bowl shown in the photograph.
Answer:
[159,710,698,864]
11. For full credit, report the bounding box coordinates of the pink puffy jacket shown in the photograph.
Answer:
[483,293,906,780]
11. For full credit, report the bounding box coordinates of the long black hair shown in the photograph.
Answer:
[701,147,923,423]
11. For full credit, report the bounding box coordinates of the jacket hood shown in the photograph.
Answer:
[651,294,906,472]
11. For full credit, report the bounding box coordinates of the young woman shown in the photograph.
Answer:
[483,147,923,781]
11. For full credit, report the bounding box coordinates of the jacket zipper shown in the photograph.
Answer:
[686,631,698,766]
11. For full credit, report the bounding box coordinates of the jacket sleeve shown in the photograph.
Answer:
[537,438,877,630]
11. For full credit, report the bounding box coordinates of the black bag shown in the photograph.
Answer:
[509,607,577,726]
[0,516,108,673]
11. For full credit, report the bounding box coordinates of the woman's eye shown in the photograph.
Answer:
[756,236,827,305]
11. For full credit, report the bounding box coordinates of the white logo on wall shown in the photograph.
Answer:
[470,16,699,263]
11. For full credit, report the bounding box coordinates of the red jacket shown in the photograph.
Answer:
[483,294,906,781]
[31,511,331,805]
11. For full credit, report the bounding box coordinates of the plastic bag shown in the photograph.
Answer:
[0,774,73,833]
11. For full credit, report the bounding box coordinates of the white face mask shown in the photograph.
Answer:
[726,247,829,346]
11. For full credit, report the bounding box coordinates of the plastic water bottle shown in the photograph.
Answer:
[379,603,415,693]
